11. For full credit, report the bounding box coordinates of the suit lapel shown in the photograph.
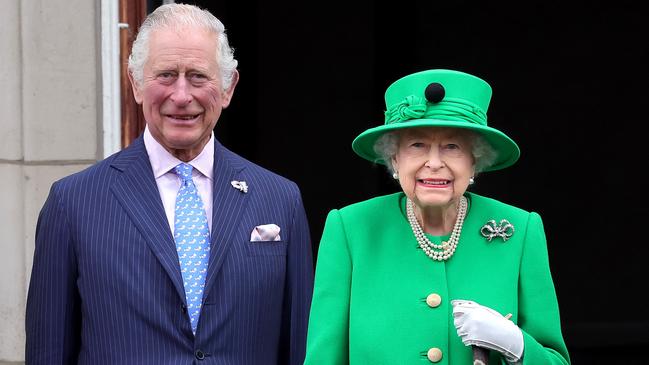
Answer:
[109,137,186,301]
[203,140,249,299]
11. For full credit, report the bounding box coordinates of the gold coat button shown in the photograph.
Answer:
[426,293,442,308]
[427,347,443,362]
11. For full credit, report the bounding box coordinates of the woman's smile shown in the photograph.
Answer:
[416,178,452,188]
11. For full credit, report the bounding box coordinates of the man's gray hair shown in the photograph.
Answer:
[127,3,238,90]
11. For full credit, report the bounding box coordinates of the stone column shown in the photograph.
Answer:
[0,0,100,362]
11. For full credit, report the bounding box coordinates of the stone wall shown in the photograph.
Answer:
[0,0,100,362]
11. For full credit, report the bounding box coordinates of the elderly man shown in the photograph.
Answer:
[26,3,313,364]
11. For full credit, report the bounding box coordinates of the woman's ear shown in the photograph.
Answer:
[391,155,399,172]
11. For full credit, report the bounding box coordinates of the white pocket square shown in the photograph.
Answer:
[250,224,281,242]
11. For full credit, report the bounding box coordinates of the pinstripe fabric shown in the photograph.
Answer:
[26,136,314,365]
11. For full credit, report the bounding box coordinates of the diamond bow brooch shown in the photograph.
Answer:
[480,219,514,242]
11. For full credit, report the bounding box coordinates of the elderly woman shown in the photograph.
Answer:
[304,69,570,364]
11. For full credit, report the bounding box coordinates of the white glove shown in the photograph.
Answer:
[451,299,524,363]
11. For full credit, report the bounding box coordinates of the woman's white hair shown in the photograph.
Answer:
[373,129,498,177]
[127,3,238,90]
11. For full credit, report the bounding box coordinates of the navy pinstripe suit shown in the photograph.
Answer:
[26,136,314,365]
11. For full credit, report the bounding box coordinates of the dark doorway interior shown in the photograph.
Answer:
[148,1,649,363]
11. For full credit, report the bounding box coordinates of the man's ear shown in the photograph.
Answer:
[128,71,143,105]
[221,69,239,108]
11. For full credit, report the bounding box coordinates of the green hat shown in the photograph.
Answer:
[352,69,520,172]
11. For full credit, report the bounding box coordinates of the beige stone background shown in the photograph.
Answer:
[0,0,116,363]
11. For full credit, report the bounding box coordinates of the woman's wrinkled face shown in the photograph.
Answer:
[392,127,475,209]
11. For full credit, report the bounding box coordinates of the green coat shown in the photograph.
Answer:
[304,192,570,365]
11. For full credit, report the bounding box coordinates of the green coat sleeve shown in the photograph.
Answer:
[518,212,571,365]
[304,209,351,365]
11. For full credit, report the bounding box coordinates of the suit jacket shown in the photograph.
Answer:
[304,192,570,365]
[26,136,314,365]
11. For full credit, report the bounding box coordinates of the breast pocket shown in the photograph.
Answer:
[246,240,288,256]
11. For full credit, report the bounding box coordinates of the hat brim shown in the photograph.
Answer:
[351,119,520,172]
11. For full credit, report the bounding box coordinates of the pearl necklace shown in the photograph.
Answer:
[406,195,468,261]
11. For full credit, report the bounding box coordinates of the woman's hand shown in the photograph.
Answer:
[451,300,524,363]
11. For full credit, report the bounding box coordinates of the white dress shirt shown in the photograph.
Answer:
[143,126,214,234]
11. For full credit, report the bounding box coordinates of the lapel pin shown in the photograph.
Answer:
[480,219,514,242]
[230,180,248,193]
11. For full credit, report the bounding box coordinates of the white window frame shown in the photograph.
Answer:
[100,0,122,157]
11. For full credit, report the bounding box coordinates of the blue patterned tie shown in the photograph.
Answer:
[173,163,210,334]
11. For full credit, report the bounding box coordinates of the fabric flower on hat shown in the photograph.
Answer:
[385,95,427,124]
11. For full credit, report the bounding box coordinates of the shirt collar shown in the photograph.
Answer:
[143,125,215,180]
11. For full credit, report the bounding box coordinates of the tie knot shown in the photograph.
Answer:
[174,163,194,182]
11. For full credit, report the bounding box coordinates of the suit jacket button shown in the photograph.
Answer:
[181,304,187,313]
[426,293,442,308]
[427,347,443,362]
[195,349,205,360]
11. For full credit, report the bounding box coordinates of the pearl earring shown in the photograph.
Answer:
[393,172,399,180]
[469,177,475,185]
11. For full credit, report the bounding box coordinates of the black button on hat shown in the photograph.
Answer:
[425,82,445,103]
